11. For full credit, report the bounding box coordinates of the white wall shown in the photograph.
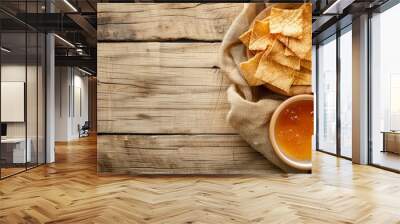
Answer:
[54,67,89,141]
[1,65,26,82]
[1,65,32,138]
[1,65,26,139]
[1,63,46,164]
[55,66,70,141]
[72,73,89,136]
[1,82,25,122]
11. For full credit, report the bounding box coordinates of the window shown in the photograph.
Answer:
[339,27,352,158]
[370,3,400,171]
[317,35,337,154]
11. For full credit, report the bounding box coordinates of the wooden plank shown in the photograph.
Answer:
[97,3,243,41]
[97,135,279,175]
[97,42,235,134]
[97,42,219,68]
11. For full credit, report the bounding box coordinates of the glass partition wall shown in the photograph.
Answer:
[0,2,46,179]
[0,28,27,177]
[316,26,353,159]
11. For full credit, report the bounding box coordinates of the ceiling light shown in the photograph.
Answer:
[323,0,355,15]
[63,0,78,12]
[76,48,85,55]
[54,34,75,48]
[78,67,93,76]
[1,47,11,53]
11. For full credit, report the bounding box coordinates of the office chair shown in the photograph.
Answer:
[79,121,90,138]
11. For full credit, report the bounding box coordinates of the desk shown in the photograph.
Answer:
[1,138,31,163]
[382,131,400,154]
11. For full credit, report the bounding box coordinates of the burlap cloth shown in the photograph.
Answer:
[219,3,306,173]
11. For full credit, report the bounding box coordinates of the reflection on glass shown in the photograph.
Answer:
[0,1,46,178]
[371,4,400,171]
[317,36,337,154]
[340,28,352,158]
[26,0,41,169]
[1,30,28,177]
[27,30,38,169]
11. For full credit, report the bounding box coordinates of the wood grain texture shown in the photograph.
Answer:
[97,42,234,134]
[97,135,278,175]
[96,4,273,175]
[97,3,243,41]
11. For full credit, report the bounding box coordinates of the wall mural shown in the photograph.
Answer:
[97,3,313,174]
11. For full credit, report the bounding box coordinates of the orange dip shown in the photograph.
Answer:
[274,100,313,162]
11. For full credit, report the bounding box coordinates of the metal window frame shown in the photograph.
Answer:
[315,22,353,161]
[316,0,400,173]
[367,0,400,173]
[316,33,338,156]
[0,0,47,180]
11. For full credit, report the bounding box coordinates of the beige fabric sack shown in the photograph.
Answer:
[219,3,310,173]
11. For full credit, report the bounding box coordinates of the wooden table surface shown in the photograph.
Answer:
[97,3,279,175]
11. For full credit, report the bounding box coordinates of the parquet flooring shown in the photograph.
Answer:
[1,136,400,223]
[1,167,26,178]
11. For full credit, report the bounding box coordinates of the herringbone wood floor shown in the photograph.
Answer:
[1,136,400,224]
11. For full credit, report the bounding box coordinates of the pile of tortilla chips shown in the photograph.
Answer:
[239,4,312,96]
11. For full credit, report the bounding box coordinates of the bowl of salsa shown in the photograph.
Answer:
[269,94,313,170]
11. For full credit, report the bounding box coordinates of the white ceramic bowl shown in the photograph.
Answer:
[269,94,313,171]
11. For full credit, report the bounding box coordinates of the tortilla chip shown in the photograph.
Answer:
[262,15,270,22]
[263,83,290,96]
[304,49,312,61]
[249,20,275,51]
[270,7,304,38]
[300,59,312,71]
[239,30,252,48]
[284,47,295,56]
[239,52,264,86]
[255,52,295,93]
[288,85,312,96]
[267,40,301,70]
[277,35,289,46]
[265,84,312,96]
[276,4,312,59]
[247,49,264,59]
[293,68,311,85]
[237,3,313,96]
